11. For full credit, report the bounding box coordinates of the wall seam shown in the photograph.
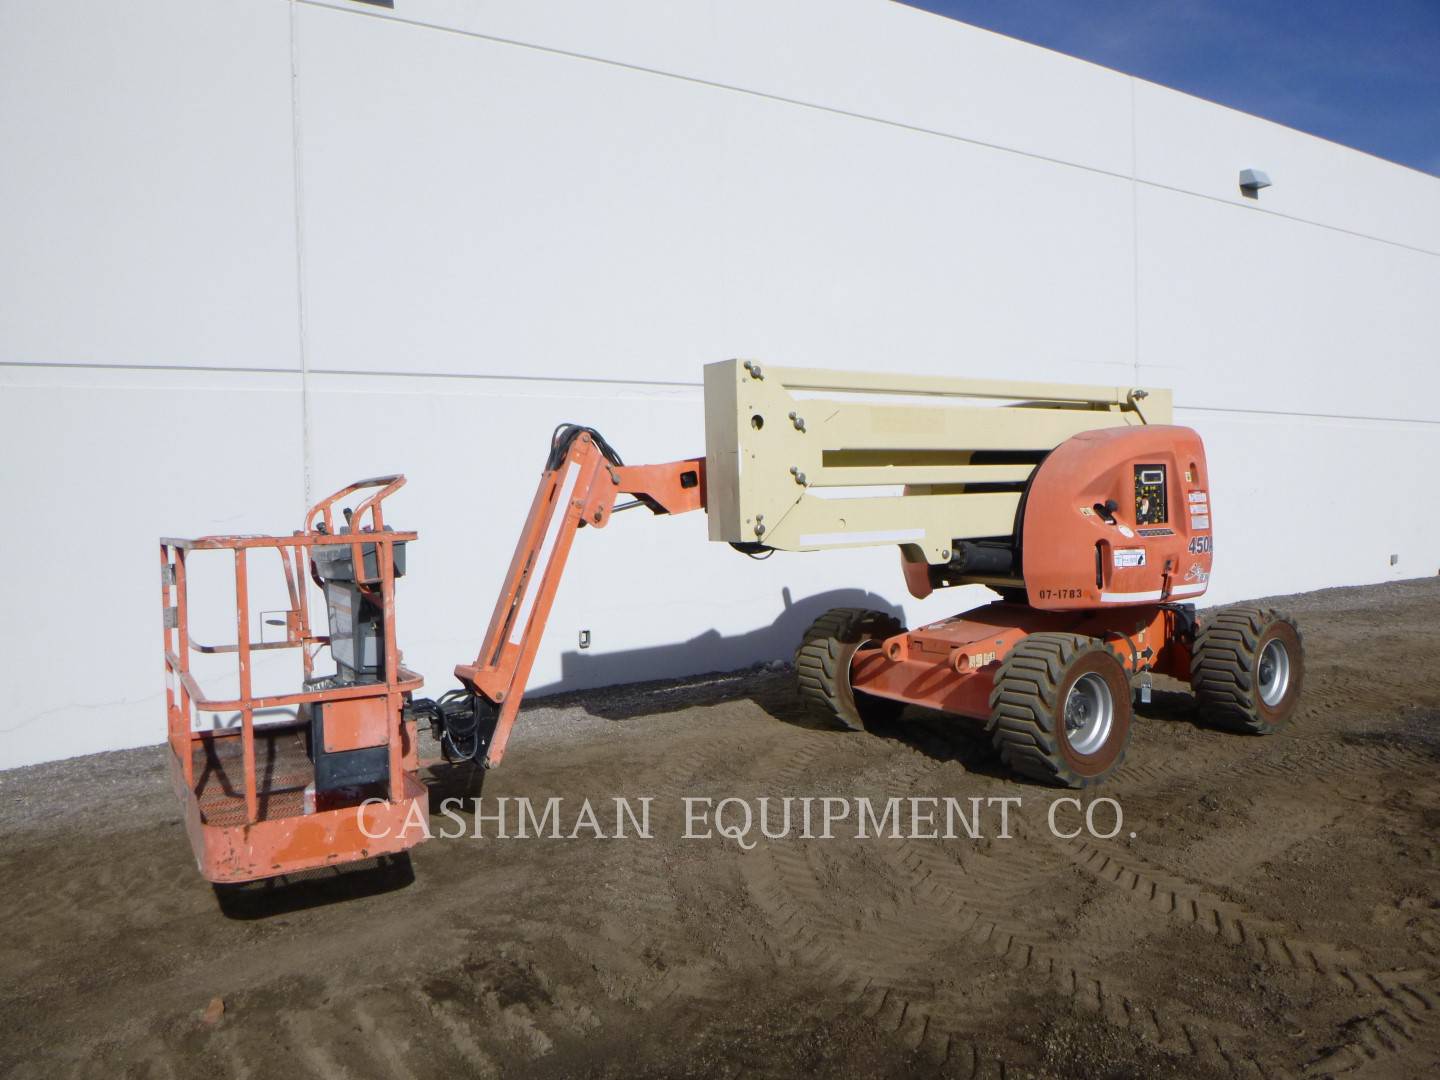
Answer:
[289,0,314,511]
[1175,404,1440,425]
[1129,76,1141,388]
[7,360,1436,428]
[294,0,1440,260]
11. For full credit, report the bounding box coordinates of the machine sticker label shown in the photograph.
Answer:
[1188,491,1209,504]
[1078,506,1094,516]
[1138,527,1173,537]
[1185,562,1210,583]
[1188,535,1213,554]
[1113,548,1146,568]
[1116,524,1135,538]
[1190,514,1211,530]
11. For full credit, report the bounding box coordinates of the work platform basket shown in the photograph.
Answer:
[160,477,428,883]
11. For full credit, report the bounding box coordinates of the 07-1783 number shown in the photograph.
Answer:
[1036,588,1084,600]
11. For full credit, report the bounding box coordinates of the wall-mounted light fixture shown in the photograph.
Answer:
[1239,169,1272,197]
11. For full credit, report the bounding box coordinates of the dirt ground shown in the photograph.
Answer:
[3,579,1440,1079]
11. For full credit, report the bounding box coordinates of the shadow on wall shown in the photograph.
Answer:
[524,586,905,700]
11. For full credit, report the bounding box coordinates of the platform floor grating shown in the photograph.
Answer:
[192,727,313,827]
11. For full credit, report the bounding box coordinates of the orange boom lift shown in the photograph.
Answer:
[161,362,1302,882]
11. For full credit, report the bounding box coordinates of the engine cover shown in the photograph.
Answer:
[1021,425,1213,610]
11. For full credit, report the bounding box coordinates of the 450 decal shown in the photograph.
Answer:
[1188,535,1213,555]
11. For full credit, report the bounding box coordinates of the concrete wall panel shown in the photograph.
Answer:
[1,0,1437,769]
[296,3,1135,385]
[1135,80,1440,254]
[1178,406,1437,601]
[0,367,304,769]
[0,0,300,370]
[1136,184,1440,421]
[300,0,1134,175]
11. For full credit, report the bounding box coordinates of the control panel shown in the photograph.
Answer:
[1133,464,1167,526]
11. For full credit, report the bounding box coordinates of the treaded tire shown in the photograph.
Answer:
[1191,606,1304,734]
[989,633,1133,788]
[795,608,905,731]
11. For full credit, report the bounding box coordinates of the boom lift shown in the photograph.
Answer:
[161,360,1303,882]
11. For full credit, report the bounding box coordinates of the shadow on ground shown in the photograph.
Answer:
[212,853,416,920]
[525,585,906,711]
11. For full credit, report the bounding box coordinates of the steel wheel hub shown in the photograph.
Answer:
[1064,672,1114,756]
[1258,638,1291,707]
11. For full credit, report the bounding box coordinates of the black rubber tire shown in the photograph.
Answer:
[1191,606,1304,734]
[989,632,1133,788]
[794,608,905,731]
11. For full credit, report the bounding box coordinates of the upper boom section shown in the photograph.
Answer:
[703,360,1171,565]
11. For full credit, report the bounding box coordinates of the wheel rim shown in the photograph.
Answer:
[1064,672,1114,756]
[1257,638,1291,707]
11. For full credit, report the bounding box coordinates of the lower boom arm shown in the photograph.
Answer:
[449,425,704,767]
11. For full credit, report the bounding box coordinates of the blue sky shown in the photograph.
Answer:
[900,0,1440,176]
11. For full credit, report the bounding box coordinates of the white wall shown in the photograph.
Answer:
[2,0,1437,769]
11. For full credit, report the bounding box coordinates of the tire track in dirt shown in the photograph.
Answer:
[1102,730,1434,922]
[575,716,794,1018]
[246,970,570,1080]
[737,731,987,1071]
[1156,795,1343,890]
[742,836,989,1073]
[89,974,519,1080]
[878,741,1290,1075]
[1301,973,1440,1077]
[733,689,1440,1078]
[83,695,1434,1080]
[737,726,1284,1077]
[1109,645,1440,800]
[6,583,1440,1079]
[0,835,204,938]
[1061,833,1416,992]
[1048,722,1440,1077]
[889,834,1288,1079]
[1,720,783,1079]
